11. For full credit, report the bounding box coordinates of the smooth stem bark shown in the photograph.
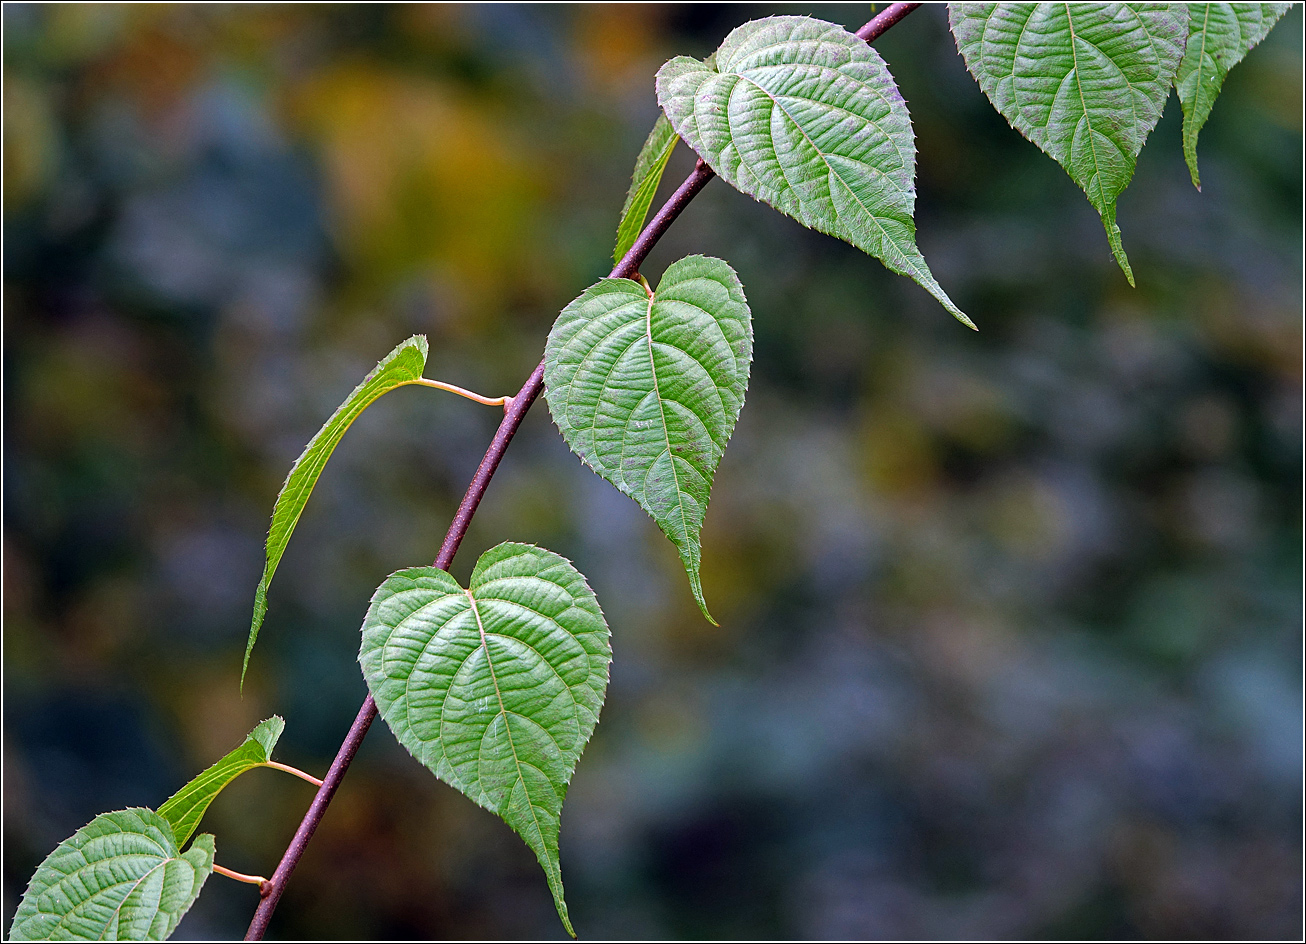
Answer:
[856,2,921,42]
[244,8,919,938]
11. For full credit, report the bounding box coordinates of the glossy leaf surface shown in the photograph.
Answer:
[156,717,285,847]
[949,3,1189,284]
[10,810,213,941]
[656,15,972,327]
[614,113,679,264]
[544,255,751,622]
[1176,3,1289,189]
[358,543,611,936]
[244,335,428,683]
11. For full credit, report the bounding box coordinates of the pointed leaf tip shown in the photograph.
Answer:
[656,15,970,326]
[949,3,1190,284]
[1175,3,1290,191]
[544,256,752,622]
[242,336,429,687]
[359,544,611,935]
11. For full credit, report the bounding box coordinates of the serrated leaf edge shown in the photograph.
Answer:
[10,809,214,943]
[360,543,612,937]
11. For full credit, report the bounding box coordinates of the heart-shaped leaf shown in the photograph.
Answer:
[10,809,213,942]
[156,716,286,847]
[543,255,751,623]
[244,335,428,685]
[358,543,611,937]
[614,113,679,265]
[949,3,1190,285]
[1176,3,1289,189]
[656,15,973,328]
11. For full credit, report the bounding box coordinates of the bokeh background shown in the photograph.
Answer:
[4,3,1302,939]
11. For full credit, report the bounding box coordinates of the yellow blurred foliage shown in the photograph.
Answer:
[3,76,57,211]
[860,408,940,500]
[288,64,545,327]
[574,4,667,94]
[41,3,133,64]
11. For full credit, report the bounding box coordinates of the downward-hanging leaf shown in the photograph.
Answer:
[656,15,973,328]
[949,3,1190,285]
[359,543,611,937]
[614,114,679,264]
[1176,3,1290,189]
[543,255,751,623]
[156,716,286,847]
[243,335,429,685]
[10,809,213,942]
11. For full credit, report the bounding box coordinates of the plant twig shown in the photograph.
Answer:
[244,696,376,939]
[856,2,922,42]
[613,159,715,281]
[244,9,920,938]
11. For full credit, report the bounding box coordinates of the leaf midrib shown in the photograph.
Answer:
[1191,3,1215,116]
[268,372,408,550]
[559,283,734,497]
[463,588,558,889]
[644,292,695,554]
[1062,3,1112,211]
[733,60,910,171]
[98,859,170,941]
[732,72,928,283]
[160,756,260,827]
[41,832,177,941]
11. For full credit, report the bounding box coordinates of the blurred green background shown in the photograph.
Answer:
[4,3,1301,939]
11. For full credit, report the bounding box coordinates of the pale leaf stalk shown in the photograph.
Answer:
[214,865,269,887]
[260,761,324,787]
[404,377,513,409]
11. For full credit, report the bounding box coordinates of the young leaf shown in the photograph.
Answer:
[543,255,752,623]
[614,113,679,265]
[10,809,213,942]
[656,15,974,328]
[156,716,286,847]
[243,335,429,685]
[949,3,1190,285]
[1176,3,1290,189]
[358,543,611,937]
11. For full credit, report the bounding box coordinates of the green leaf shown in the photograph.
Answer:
[614,114,679,265]
[1176,3,1289,189]
[656,15,974,328]
[358,543,611,937]
[156,716,286,847]
[543,255,751,623]
[10,809,213,941]
[244,335,429,685]
[949,3,1190,286]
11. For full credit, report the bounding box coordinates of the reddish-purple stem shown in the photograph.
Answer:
[856,2,922,42]
[244,8,918,937]
[243,697,375,940]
